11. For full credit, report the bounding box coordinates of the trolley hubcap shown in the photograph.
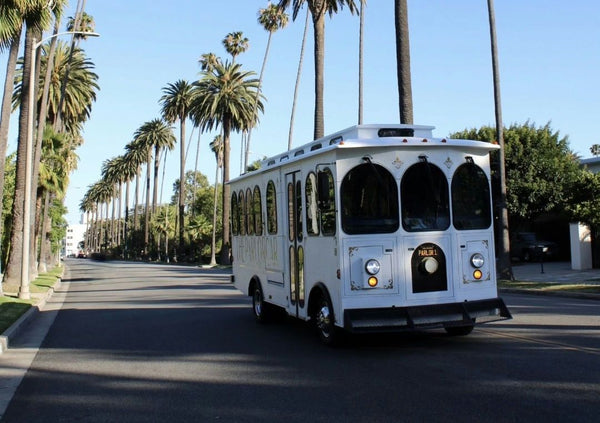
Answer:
[316,305,332,337]
[253,290,262,316]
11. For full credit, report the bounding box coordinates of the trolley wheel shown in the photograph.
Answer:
[252,283,273,324]
[444,323,475,336]
[313,294,342,346]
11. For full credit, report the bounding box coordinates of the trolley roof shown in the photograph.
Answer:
[231,124,499,182]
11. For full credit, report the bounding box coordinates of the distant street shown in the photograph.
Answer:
[1,259,599,422]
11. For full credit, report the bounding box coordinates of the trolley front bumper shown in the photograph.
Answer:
[343,298,511,333]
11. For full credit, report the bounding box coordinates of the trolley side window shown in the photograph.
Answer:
[266,180,277,234]
[246,188,254,235]
[253,185,263,235]
[239,190,246,235]
[318,168,336,236]
[287,182,295,242]
[231,191,239,235]
[296,180,303,241]
[451,162,491,230]
[306,172,319,235]
[341,163,399,234]
[401,161,450,232]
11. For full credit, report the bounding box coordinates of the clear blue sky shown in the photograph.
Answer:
[2,0,599,225]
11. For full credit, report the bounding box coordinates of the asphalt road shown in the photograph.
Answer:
[1,259,599,422]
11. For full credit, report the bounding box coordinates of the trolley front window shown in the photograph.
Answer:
[401,161,450,232]
[451,162,491,230]
[341,163,399,234]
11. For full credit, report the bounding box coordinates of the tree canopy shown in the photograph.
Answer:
[451,122,591,230]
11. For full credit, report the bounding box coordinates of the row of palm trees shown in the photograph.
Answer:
[0,0,98,297]
[0,0,417,291]
[1,0,511,298]
[79,2,292,265]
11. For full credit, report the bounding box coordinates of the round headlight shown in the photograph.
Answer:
[365,259,381,275]
[470,253,485,268]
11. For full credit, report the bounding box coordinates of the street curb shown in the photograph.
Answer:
[0,279,62,355]
[499,287,600,301]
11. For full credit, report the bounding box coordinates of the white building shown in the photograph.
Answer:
[63,222,86,257]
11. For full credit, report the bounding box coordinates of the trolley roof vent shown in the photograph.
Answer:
[329,136,343,145]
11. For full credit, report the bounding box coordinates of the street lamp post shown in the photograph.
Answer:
[19,31,99,299]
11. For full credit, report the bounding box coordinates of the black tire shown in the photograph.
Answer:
[444,323,475,336]
[312,294,342,346]
[252,283,272,324]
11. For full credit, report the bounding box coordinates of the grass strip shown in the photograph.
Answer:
[1,265,63,334]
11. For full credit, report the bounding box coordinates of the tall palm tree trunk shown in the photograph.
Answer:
[178,119,186,252]
[134,170,140,231]
[124,180,130,258]
[38,190,51,273]
[152,146,161,213]
[0,32,22,277]
[288,8,310,150]
[358,0,365,124]
[32,20,61,274]
[245,30,273,170]
[487,0,513,280]
[394,0,413,124]
[312,12,326,140]
[3,25,36,289]
[220,119,232,265]
[210,161,220,266]
[144,152,151,258]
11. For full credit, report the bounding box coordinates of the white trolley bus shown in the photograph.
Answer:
[229,124,511,344]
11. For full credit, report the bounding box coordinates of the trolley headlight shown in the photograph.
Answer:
[470,253,485,268]
[365,259,381,275]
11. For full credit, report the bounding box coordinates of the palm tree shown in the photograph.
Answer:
[101,156,126,249]
[278,0,357,140]
[198,52,221,72]
[160,80,194,251]
[394,0,413,124]
[222,31,249,63]
[190,61,263,265]
[209,134,223,266]
[28,40,100,133]
[37,127,69,272]
[11,36,97,280]
[120,149,141,258]
[132,119,175,258]
[487,0,512,280]
[245,3,289,170]
[151,204,175,262]
[86,179,113,253]
[3,0,54,291]
[66,11,95,45]
[124,139,146,234]
[55,3,94,129]
[79,190,95,253]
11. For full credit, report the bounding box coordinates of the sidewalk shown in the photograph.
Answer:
[509,261,600,284]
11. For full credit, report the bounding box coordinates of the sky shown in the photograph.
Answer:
[1,0,599,225]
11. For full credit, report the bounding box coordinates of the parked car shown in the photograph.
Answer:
[511,232,558,262]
